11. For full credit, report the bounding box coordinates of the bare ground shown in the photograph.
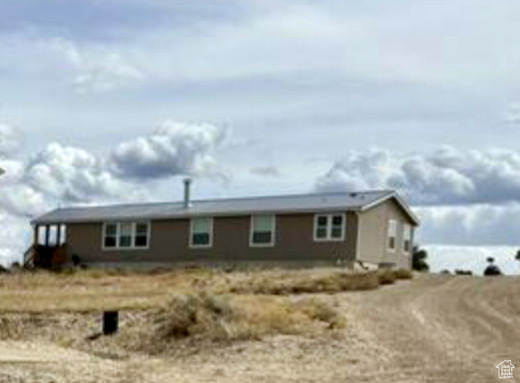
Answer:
[0,274,518,383]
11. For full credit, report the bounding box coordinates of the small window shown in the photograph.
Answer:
[250,215,275,247]
[314,214,346,241]
[403,224,412,253]
[104,223,118,248]
[331,215,344,239]
[190,217,213,248]
[135,222,149,248]
[316,216,328,239]
[388,220,397,251]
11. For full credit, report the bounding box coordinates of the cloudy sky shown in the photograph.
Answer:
[1,0,520,273]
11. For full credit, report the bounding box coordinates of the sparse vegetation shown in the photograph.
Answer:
[0,274,518,383]
[484,257,502,276]
[392,268,413,280]
[412,246,430,272]
[229,269,381,295]
[150,293,345,346]
[377,269,397,285]
[0,293,347,357]
[0,267,414,312]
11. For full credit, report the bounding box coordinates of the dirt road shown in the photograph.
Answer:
[342,275,520,382]
[0,275,518,382]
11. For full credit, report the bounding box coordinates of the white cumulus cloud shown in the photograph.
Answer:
[111,121,229,180]
[415,203,520,246]
[0,213,31,267]
[23,142,136,203]
[316,146,520,205]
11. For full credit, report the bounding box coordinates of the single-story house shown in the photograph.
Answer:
[29,179,419,269]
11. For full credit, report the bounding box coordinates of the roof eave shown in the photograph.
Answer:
[31,205,367,225]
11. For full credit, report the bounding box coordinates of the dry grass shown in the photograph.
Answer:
[377,269,397,285]
[229,269,381,295]
[0,267,412,312]
[0,268,214,312]
[0,293,347,357]
[151,293,346,345]
[392,268,413,280]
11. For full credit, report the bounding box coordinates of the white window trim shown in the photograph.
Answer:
[403,224,412,255]
[189,217,214,249]
[387,219,397,253]
[313,213,346,242]
[102,221,151,251]
[249,215,276,248]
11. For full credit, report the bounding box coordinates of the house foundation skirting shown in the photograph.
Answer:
[73,260,356,271]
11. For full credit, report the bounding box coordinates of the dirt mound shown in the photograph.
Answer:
[0,293,346,358]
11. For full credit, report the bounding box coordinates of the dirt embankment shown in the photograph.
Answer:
[0,274,518,383]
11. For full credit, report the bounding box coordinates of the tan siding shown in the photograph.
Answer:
[357,206,386,264]
[357,198,416,269]
[66,212,358,266]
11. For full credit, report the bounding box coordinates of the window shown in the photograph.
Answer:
[250,215,275,247]
[331,215,344,239]
[119,222,133,248]
[314,214,346,241]
[104,223,118,248]
[190,217,213,248]
[135,222,150,248]
[388,220,397,251]
[103,222,150,250]
[315,216,328,240]
[403,224,412,253]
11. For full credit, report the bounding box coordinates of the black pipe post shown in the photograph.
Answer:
[103,311,119,335]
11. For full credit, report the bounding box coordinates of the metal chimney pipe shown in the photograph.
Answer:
[183,178,192,208]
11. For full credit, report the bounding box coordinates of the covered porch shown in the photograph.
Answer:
[24,223,69,269]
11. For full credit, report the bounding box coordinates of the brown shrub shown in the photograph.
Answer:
[151,293,345,347]
[296,298,346,329]
[230,270,380,295]
[393,269,413,280]
[377,270,397,285]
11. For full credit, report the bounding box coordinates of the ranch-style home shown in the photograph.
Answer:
[28,179,419,269]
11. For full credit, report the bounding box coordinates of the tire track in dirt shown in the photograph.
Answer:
[346,275,520,383]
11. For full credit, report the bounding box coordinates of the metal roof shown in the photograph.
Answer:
[32,189,419,225]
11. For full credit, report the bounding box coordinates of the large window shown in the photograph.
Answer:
[403,224,412,254]
[250,215,275,247]
[103,222,150,250]
[314,214,346,241]
[388,220,397,251]
[190,217,213,248]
